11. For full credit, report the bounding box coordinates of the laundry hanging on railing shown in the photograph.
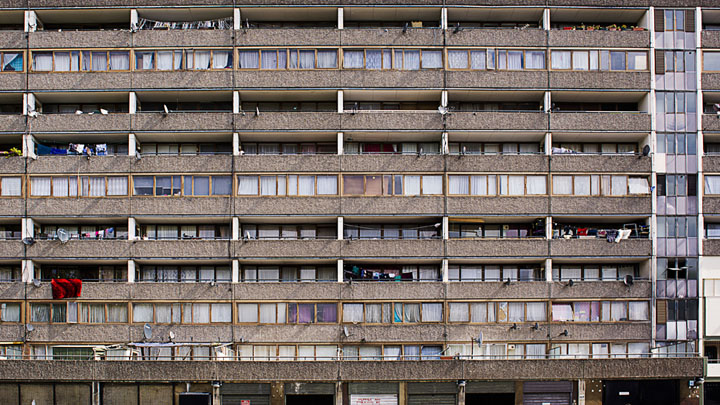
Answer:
[36,142,108,156]
[51,278,82,299]
[136,17,233,30]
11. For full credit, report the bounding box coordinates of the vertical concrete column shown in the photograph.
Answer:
[457,381,466,405]
[543,91,551,113]
[24,11,38,32]
[545,258,553,282]
[442,259,449,283]
[335,381,343,405]
[232,260,240,283]
[442,217,449,240]
[127,260,135,283]
[233,91,240,114]
[129,92,137,114]
[130,10,138,30]
[441,132,449,155]
[514,382,523,405]
[21,218,34,240]
[441,90,448,108]
[440,8,448,30]
[337,259,344,283]
[234,8,241,30]
[232,217,240,240]
[127,217,136,240]
[233,133,240,156]
[22,134,37,160]
[399,382,407,405]
[92,382,100,405]
[544,133,552,155]
[23,93,36,116]
[542,8,550,31]
[337,8,344,30]
[212,383,221,405]
[578,379,586,405]
[337,217,344,240]
[545,216,552,240]
[337,90,344,113]
[337,132,344,155]
[21,260,34,283]
[128,133,137,156]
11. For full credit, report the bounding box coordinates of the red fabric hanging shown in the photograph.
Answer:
[51,279,82,299]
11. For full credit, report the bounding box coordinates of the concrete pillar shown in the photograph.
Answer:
[127,218,136,240]
[441,90,448,108]
[23,93,36,116]
[21,218,34,240]
[337,132,344,155]
[337,217,344,240]
[234,8,241,30]
[232,260,240,283]
[457,381,466,405]
[129,92,137,114]
[442,259,449,283]
[233,133,240,156]
[337,8,344,29]
[130,10,138,30]
[337,90,344,113]
[544,91,551,113]
[24,11,39,32]
[544,132,552,155]
[127,260,135,283]
[578,379,586,405]
[92,382,100,405]
[335,381,343,405]
[232,217,240,240]
[545,216,552,240]
[337,259,344,283]
[514,381,523,405]
[399,382,407,405]
[440,8,448,30]
[442,217,449,240]
[22,134,37,159]
[542,8,550,31]
[233,91,240,114]
[545,258,553,282]
[441,132,449,155]
[212,383,221,405]
[21,260,34,283]
[128,133,137,156]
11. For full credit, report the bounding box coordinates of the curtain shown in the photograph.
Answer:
[569,343,590,359]
[421,303,442,322]
[258,267,279,280]
[81,303,105,323]
[237,176,258,195]
[508,302,524,322]
[552,303,573,321]
[470,50,486,70]
[316,345,337,360]
[551,51,571,69]
[261,50,278,69]
[195,50,211,69]
[298,175,315,195]
[343,50,364,68]
[155,304,177,323]
[238,303,258,322]
[611,175,628,196]
[31,177,51,196]
[107,304,127,322]
[553,176,573,195]
[1,303,20,322]
[33,52,53,71]
[0,178,21,196]
[403,50,420,70]
[51,177,69,197]
[610,51,626,70]
[365,304,381,323]
[31,304,50,322]
[507,51,523,70]
[403,303,420,322]
[706,176,720,194]
[508,175,525,195]
[299,50,315,69]
[259,303,277,323]
[213,51,231,69]
[419,267,437,281]
[109,51,129,70]
[107,177,127,196]
[629,177,650,194]
[572,51,589,70]
[526,176,546,195]
[260,176,277,196]
[470,303,488,322]
[211,303,232,323]
[629,301,649,320]
[422,175,442,195]
[611,302,628,321]
[366,49,381,69]
[470,175,487,195]
[316,303,337,322]
[317,176,337,195]
[192,303,210,323]
[448,175,469,195]
[449,303,469,322]
[157,51,174,70]
[55,52,71,71]
[448,50,468,69]
[421,50,442,69]
[92,52,107,71]
[573,302,591,321]
[573,175,591,195]
[2,53,22,72]
[526,302,546,321]
[526,51,545,69]
[317,50,337,68]
[83,176,105,197]
[158,267,178,282]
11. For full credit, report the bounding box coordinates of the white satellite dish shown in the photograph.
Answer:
[475,331,483,347]
[143,323,153,340]
[57,228,70,244]
[343,326,350,337]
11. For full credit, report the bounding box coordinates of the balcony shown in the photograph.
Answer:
[446,71,547,89]
[134,71,233,89]
[341,196,444,216]
[27,155,133,174]
[548,29,650,48]
[704,155,720,173]
[549,280,651,300]
[27,239,132,259]
[235,29,340,47]
[446,154,548,172]
[703,197,720,215]
[446,239,548,258]
[703,239,720,257]
[134,240,230,259]
[29,72,132,91]
[235,112,340,131]
[235,70,341,89]
[550,154,651,173]
[0,31,25,49]
[0,74,27,91]
[0,240,23,259]
[550,238,651,257]
[341,70,443,88]
[133,196,232,216]
[134,29,233,47]
[0,115,27,133]
[135,155,233,174]
[26,197,130,217]
[30,113,131,133]
[549,71,650,90]
[703,73,720,91]
[341,154,441,172]
[550,112,650,132]
[447,196,548,216]
[704,114,720,133]
[235,239,341,258]
[235,196,340,216]
[341,239,443,258]
[446,28,546,47]
[0,156,26,174]
[447,112,548,131]
[132,112,233,132]
[28,30,131,49]
[550,196,651,215]
[340,112,442,131]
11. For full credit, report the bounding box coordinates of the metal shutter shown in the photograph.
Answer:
[221,395,270,405]
[221,384,271,405]
[284,383,334,395]
[348,383,398,395]
[523,382,572,393]
[685,9,695,32]
[407,382,456,394]
[655,51,665,75]
[467,381,515,394]
[523,393,571,405]
[655,9,665,32]
[350,394,398,405]
[657,299,668,323]
[407,394,456,405]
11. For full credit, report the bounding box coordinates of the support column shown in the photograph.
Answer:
[337,259,344,283]
[337,90,344,113]
[544,91,551,113]
[212,383,221,405]
[23,93,36,116]
[233,91,240,114]
[22,134,37,160]
[542,8,550,31]
[22,260,34,283]
[545,258,553,282]
[578,379,586,405]
[129,92,137,114]
[232,260,239,283]
[21,218,34,240]
[130,10,138,30]
[24,10,39,32]
[544,132,552,155]
[128,133,137,156]
[270,382,283,405]
[441,132,449,155]
[127,260,135,283]
[442,217,449,240]
[441,90,448,108]
[233,133,240,156]
[337,217,344,240]
[335,381,343,405]
[337,132,344,155]
[337,8,344,30]
[234,8,241,30]
[442,259,449,283]
[440,8,448,30]
[92,382,100,405]
[232,217,240,240]
[127,218,136,240]
[457,381,466,405]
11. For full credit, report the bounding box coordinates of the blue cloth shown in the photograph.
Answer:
[36,143,53,156]
[50,147,67,155]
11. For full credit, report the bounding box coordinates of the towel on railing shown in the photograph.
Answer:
[51,278,82,299]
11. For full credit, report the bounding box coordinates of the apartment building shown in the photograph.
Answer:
[0,1,717,404]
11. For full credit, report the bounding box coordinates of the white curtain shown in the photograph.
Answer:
[553,176,573,195]
[706,176,720,194]
[344,50,364,69]
[508,175,525,195]
[33,53,53,71]
[611,175,628,196]
[261,50,278,69]
[526,51,545,69]
[1,303,20,322]
[628,342,649,358]
[470,50,486,70]
[508,302,524,322]
[343,303,363,323]
[421,50,442,69]
[107,304,127,322]
[592,343,609,358]
[258,303,277,323]
[470,175,488,195]
[403,50,420,70]
[449,303,469,322]
[260,176,277,196]
[193,303,210,323]
[574,176,591,195]
[507,51,523,70]
[365,304,382,323]
[629,301,649,320]
[157,51,174,70]
[421,303,442,322]
[448,175,469,195]
[551,51,571,69]
[317,176,337,195]
[404,176,421,195]
[317,50,337,68]
[298,175,315,195]
[109,51,129,70]
[194,50,211,70]
[92,52,107,71]
[238,303,258,322]
[470,303,487,322]
[83,176,105,197]
[211,303,232,323]
[54,52,71,71]
[0,178,21,196]
[572,51,589,70]
[80,303,105,323]
[237,176,258,195]
[526,302,546,321]
[568,343,590,359]
[366,49,381,69]
[213,51,231,69]
[552,304,573,321]
[31,177,51,196]
[422,176,442,195]
[299,50,315,69]
[629,177,650,194]
[526,176,546,195]
[316,345,337,360]
[51,177,69,197]
[611,301,628,321]
[448,50,468,69]
[403,303,420,323]
[107,177,127,196]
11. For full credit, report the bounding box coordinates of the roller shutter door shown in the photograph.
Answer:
[221,383,270,405]
[407,394,456,405]
[407,382,456,405]
[523,393,571,405]
[523,381,572,405]
[349,383,398,405]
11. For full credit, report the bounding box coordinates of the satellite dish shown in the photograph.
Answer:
[22,237,35,246]
[26,324,34,332]
[343,326,350,337]
[32,279,41,287]
[169,331,175,341]
[642,145,651,157]
[57,228,70,244]
[714,103,720,112]
[143,323,152,340]
[624,274,634,286]
[475,331,483,347]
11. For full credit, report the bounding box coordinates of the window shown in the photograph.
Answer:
[448,264,543,282]
[237,49,337,69]
[32,50,130,72]
[447,49,545,70]
[0,303,20,322]
[138,265,231,282]
[30,176,127,197]
[705,52,720,72]
[237,174,338,196]
[706,176,720,195]
[553,142,637,155]
[552,175,648,196]
[553,264,638,281]
[241,266,336,282]
[0,177,21,196]
[449,142,540,155]
[342,174,441,196]
[551,50,646,71]
[446,301,546,323]
[343,223,439,240]
[551,301,648,322]
[448,174,546,196]
[135,49,233,70]
[241,142,335,155]
[133,302,228,324]
[0,51,23,72]
[237,302,336,324]
[132,175,230,196]
[344,264,439,282]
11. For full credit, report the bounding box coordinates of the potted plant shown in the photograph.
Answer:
[621,24,630,31]
[562,25,574,30]
[632,26,645,31]
[608,24,619,31]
